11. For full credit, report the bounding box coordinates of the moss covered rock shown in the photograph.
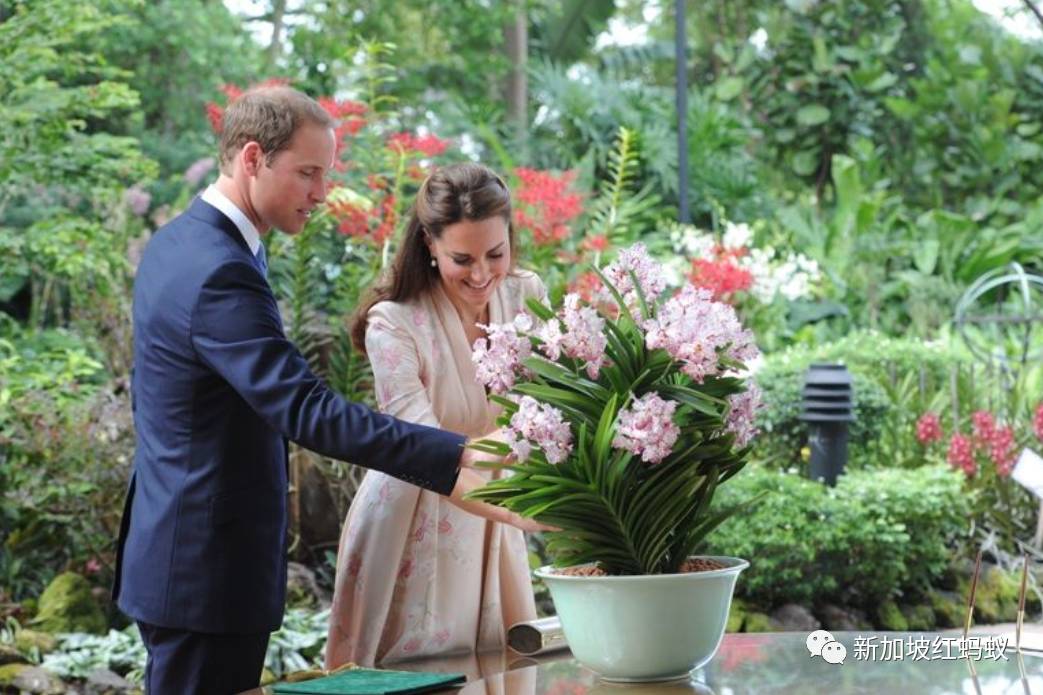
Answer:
[32,572,106,634]
[0,645,24,666]
[14,629,58,655]
[901,603,936,631]
[964,566,1020,624]
[876,600,908,631]
[928,589,964,629]
[0,663,30,686]
[744,611,774,633]
[727,598,748,633]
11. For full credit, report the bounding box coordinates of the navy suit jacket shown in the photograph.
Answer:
[113,197,465,634]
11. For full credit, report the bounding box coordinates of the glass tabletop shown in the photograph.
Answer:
[259,631,1043,695]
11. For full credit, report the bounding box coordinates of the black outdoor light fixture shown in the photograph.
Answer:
[800,363,855,486]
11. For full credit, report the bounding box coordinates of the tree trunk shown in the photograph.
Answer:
[503,2,528,149]
[267,0,287,70]
[1022,0,1043,31]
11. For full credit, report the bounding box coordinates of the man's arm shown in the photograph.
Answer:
[190,261,463,494]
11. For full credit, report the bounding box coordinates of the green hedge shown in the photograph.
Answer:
[705,465,969,609]
[753,330,969,470]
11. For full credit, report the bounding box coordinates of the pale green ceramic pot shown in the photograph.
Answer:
[535,556,749,682]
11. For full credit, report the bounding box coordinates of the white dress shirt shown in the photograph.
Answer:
[200,184,262,256]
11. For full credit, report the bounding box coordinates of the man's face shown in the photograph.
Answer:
[250,123,335,235]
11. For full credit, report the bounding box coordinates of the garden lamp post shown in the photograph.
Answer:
[675,0,689,223]
[800,363,855,486]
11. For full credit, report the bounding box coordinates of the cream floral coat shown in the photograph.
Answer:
[325,271,543,668]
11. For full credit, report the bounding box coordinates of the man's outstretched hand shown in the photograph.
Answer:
[449,468,560,533]
[458,427,516,469]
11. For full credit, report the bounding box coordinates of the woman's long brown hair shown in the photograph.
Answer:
[350,162,516,354]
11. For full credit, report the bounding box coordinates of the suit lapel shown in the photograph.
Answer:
[187,196,252,255]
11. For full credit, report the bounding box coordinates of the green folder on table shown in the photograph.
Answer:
[272,668,466,695]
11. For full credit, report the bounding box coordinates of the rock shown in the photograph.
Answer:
[11,665,65,694]
[769,603,820,631]
[744,612,774,633]
[296,455,344,557]
[0,663,30,687]
[32,572,106,635]
[85,668,134,694]
[876,600,908,631]
[287,561,330,609]
[937,558,973,591]
[969,566,1020,623]
[14,629,59,655]
[901,603,936,631]
[928,589,964,628]
[0,644,25,666]
[815,603,870,631]
[727,598,747,633]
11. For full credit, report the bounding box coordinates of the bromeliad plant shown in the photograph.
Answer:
[466,244,763,576]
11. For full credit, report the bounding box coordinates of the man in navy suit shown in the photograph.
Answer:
[113,86,541,694]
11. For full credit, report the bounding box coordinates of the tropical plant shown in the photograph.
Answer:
[466,243,763,575]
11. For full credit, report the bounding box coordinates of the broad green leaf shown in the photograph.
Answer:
[715,76,744,101]
[796,104,830,126]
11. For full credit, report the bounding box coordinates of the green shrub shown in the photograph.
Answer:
[704,465,969,610]
[753,330,970,471]
[1,321,131,607]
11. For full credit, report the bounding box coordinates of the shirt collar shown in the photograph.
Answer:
[200,184,261,255]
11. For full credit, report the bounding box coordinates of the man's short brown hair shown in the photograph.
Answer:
[218,86,334,174]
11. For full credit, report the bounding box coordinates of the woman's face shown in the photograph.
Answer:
[428,216,511,318]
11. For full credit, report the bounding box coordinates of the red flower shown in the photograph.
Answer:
[204,78,291,134]
[220,83,244,102]
[1034,403,1043,442]
[205,102,223,133]
[582,234,610,252]
[915,412,943,445]
[327,188,397,245]
[328,199,370,237]
[568,270,603,304]
[319,97,367,120]
[386,132,449,157]
[318,98,369,161]
[513,168,583,246]
[689,256,754,301]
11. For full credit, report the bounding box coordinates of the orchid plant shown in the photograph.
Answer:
[466,244,764,575]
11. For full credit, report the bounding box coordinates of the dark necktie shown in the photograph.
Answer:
[255,243,268,277]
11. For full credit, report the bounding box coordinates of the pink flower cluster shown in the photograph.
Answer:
[991,426,1016,477]
[507,396,574,464]
[934,409,1018,478]
[472,314,534,395]
[971,410,1016,477]
[537,294,608,379]
[611,392,680,465]
[972,410,996,447]
[947,433,976,477]
[726,384,762,448]
[602,243,667,314]
[915,412,943,445]
[644,285,759,383]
